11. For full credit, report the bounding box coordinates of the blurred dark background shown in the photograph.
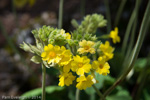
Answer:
[0,0,149,99]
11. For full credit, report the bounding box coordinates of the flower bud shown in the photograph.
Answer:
[31,56,42,64]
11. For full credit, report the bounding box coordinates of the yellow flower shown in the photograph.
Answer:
[63,60,72,73]
[71,55,91,75]
[66,32,71,39]
[41,44,62,64]
[92,57,110,75]
[58,46,72,66]
[60,29,71,39]
[58,72,76,87]
[41,44,72,66]
[110,27,120,44]
[99,41,114,60]
[76,75,94,90]
[78,40,95,54]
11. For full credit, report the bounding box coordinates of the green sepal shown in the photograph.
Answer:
[30,56,42,64]
[94,41,102,49]
[28,44,41,56]
[20,42,34,53]
[76,14,107,34]
[71,19,79,28]
[67,39,78,46]
[84,33,97,41]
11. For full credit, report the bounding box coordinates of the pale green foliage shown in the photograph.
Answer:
[84,33,97,41]
[32,26,54,44]
[20,42,41,55]
[71,19,79,28]
[32,25,69,46]
[31,56,42,64]
[94,41,102,49]
[77,13,107,34]
[72,14,107,42]
[67,39,78,46]
[20,42,41,64]
[20,42,34,53]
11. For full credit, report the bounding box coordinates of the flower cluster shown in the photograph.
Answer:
[40,38,114,90]
[20,14,120,90]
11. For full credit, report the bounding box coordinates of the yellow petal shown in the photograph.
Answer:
[54,46,60,51]
[48,44,53,49]
[77,48,85,54]
[41,52,46,57]
[92,61,98,69]
[71,62,78,71]
[82,64,91,73]
[44,46,49,51]
[66,33,71,39]
[73,55,83,62]
[87,41,95,47]
[79,40,87,47]
[77,68,84,75]
[89,48,95,54]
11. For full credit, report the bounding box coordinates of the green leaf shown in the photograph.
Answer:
[143,89,150,100]
[134,58,147,68]
[20,86,64,100]
[106,86,132,100]
[46,86,65,93]
[68,89,75,100]
[109,52,124,76]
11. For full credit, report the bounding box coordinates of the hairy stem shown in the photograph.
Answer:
[75,89,80,100]
[92,85,105,100]
[42,64,46,100]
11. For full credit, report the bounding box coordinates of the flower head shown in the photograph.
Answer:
[41,44,62,64]
[58,46,72,66]
[76,75,94,90]
[58,72,76,87]
[110,27,120,44]
[92,57,110,75]
[71,55,91,75]
[78,40,95,54]
[99,41,114,60]
[65,32,71,39]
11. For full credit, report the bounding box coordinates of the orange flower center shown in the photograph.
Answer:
[49,51,56,58]
[99,64,104,69]
[84,46,90,50]
[78,63,83,68]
